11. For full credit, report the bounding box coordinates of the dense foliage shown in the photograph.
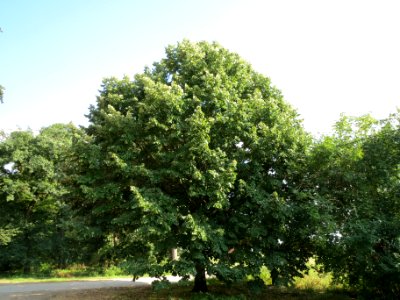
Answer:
[69,40,321,291]
[0,124,91,272]
[309,113,400,298]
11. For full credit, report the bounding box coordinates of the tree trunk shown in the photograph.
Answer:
[171,248,178,260]
[23,231,31,274]
[271,268,278,286]
[192,264,208,293]
[23,263,31,275]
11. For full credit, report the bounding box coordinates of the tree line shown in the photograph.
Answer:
[1,41,399,298]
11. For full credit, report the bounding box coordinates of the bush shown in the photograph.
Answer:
[51,264,99,278]
[102,265,127,277]
[36,263,53,277]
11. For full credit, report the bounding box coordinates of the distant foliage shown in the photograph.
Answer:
[0,124,90,273]
[309,112,400,298]
[0,85,4,103]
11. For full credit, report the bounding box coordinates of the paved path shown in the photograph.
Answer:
[0,276,180,299]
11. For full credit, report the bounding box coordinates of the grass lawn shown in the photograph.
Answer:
[0,275,132,284]
[0,262,354,299]
[0,264,132,283]
[41,282,353,300]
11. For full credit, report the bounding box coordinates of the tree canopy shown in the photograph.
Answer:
[70,40,321,291]
[0,124,88,272]
[308,112,400,298]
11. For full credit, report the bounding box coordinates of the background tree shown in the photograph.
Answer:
[70,40,322,292]
[0,85,4,103]
[0,124,86,272]
[309,112,400,298]
[0,27,4,104]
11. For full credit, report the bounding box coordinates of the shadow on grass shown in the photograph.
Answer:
[140,280,353,300]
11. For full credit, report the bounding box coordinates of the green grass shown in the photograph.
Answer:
[0,275,133,284]
[0,263,132,283]
[92,281,352,300]
[28,280,352,300]
[258,259,343,293]
[0,262,352,299]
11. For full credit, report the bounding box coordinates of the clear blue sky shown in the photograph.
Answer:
[1,0,399,135]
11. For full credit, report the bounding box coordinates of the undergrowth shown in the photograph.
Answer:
[0,263,130,282]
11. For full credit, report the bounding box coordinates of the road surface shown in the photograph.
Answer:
[0,276,180,299]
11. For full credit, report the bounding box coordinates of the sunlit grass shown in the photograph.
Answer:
[294,267,334,291]
[293,259,342,292]
[0,263,132,283]
[258,258,342,292]
[0,276,131,284]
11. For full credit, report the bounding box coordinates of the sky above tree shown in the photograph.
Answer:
[0,0,399,135]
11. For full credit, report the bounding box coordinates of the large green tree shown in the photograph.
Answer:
[70,40,320,292]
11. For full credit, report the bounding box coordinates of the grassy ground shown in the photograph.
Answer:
[0,264,132,283]
[1,262,353,299]
[0,278,354,300]
[38,283,352,300]
[0,275,132,284]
